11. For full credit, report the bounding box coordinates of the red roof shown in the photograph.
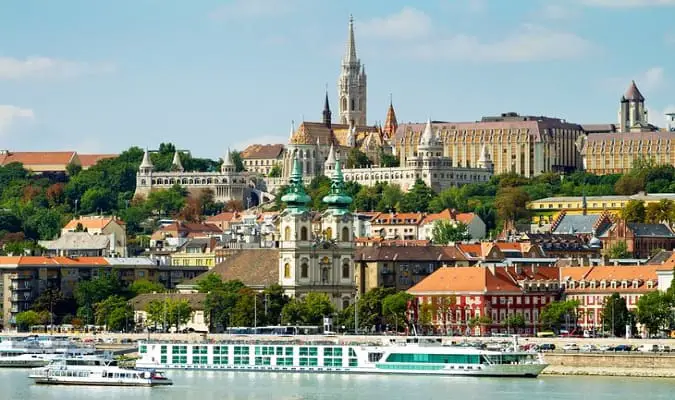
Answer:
[408,266,522,294]
[0,151,76,166]
[0,256,109,266]
[78,154,117,168]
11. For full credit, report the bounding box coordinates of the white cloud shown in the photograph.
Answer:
[640,67,665,90]
[582,0,675,7]
[647,105,675,129]
[0,105,34,136]
[360,7,433,40]
[209,0,294,20]
[413,25,593,62]
[0,56,115,80]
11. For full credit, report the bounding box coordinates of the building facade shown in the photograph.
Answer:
[135,149,273,206]
[62,216,127,257]
[278,158,356,310]
[394,113,584,177]
[240,144,284,176]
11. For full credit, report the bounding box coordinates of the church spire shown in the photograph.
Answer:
[171,150,184,172]
[322,159,352,215]
[140,148,153,170]
[281,154,311,213]
[345,14,357,63]
[323,90,332,128]
[383,94,398,138]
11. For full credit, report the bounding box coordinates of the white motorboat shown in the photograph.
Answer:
[29,355,173,387]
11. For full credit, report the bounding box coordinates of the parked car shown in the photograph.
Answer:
[563,343,580,351]
[638,344,659,353]
[658,345,671,353]
[613,344,633,352]
[580,344,597,352]
[539,343,556,351]
[598,344,613,351]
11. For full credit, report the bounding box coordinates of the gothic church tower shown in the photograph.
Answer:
[338,15,367,127]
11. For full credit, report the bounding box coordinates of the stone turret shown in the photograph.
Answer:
[221,148,235,173]
[477,143,494,172]
[171,151,184,172]
[139,149,154,175]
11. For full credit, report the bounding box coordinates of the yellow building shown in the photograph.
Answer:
[393,113,583,177]
[528,192,675,225]
[240,144,284,175]
[170,238,218,268]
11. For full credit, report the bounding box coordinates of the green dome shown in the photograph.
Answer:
[282,156,311,212]
[322,160,352,214]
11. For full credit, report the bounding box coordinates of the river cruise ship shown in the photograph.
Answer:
[136,337,547,377]
[0,336,94,368]
[30,355,173,387]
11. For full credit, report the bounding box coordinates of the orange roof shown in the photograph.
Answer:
[206,212,238,223]
[371,212,424,225]
[455,213,476,224]
[63,216,123,231]
[78,154,117,168]
[0,256,109,266]
[560,265,660,293]
[240,144,284,159]
[419,209,477,225]
[457,243,483,258]
[0,151,76,166]
[494,242,522,251]
[408,266,521,294]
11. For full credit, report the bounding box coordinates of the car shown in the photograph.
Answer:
[637,344,658,353]
[539,343,556,351]
[613,344,633,352]
[580,344,597,352]
[659,345,671,353]
[598,344,613,351]
[563,343,580,351]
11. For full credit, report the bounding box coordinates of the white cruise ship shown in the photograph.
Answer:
[30,355,173,387]
[136,337,547,378]
[0,336,94,368]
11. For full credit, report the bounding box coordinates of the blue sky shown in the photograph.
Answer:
[1,0,674,158]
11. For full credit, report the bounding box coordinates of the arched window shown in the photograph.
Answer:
[351,99,355,111]
[284,263,291,278]
[342,298,350,310]
[341,227,350,242]
[342,263,350,279]
[300,226,308,241]
[284,226,291,241]
[301,263,309,278]
[325,227,333,239]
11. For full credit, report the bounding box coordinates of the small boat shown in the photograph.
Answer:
[0,352,58,368]
[29,355,173,387]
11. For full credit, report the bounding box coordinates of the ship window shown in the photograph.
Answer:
[368,352,383,362]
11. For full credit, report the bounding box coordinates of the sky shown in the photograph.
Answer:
[1,0,674,159]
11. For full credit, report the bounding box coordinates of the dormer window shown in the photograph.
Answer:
[610,280,617,289]
[632,280,639,289]
[600,280,606,289]
[621,280,628,289]
[590,281,596,289]
[647,280,654,289]
[579,281,585,289]
[568,281,575,289]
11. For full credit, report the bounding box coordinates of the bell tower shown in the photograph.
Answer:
[338,15,367,127]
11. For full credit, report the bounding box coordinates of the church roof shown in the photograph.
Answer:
[383,101,398,138]
[240,144,284,159]
[78,154,118,169]
[624,80,645,101]
[290,121,380,147]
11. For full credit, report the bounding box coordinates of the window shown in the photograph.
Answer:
[342,263,350,279]
[301,226,308,241]
[301,263,309,278]
[284,226,291,241]
[342,298,350,309]
[284,263,291,278]
[342,226,350,242]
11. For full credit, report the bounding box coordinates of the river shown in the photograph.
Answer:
[4,370,674,400]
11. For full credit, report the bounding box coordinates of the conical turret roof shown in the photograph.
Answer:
[140,149,153,169]
[281,155,311,213]
[383,99,398,138]
[322,160,352,214]
[419,118,435,146]
[624,80,644,101]
[172,151,184,172]
[223,148,234,166]
[326,143,336,164]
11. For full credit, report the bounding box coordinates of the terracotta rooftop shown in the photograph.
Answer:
[129,293,206,311]
[186,249,279,288]
[0,151,77,167]
[371,212,424,225]
[560,265,660,293]
[0,256,109,266]
[206,212,239,223]
[63,216,124,231]
[408,266,521,294]
[240,144,284,160]
[78,154,118,168]
[356,245,467,262]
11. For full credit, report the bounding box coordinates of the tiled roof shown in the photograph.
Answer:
[552,214,600,234]
[206,212,238,223]
[371,212,424,225]
[240,144,284,160]
[0,256,109,266]
[627,223,674,238]
[581,124,617,133]
[456,243,483,258]
[408,266,521,294]
[560,265,660,290]
[624,80,644,101]
[39,232,110,250]
[356,246,467,262]
[78,154,118,168]
[0,151,76,166]
[63,216,124,231]
[186,249,279,288]
[583,130,675,144]
[129,293,206,311]
[646,250,675,266]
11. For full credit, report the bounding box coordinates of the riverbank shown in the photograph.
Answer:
[542,366,675,377]
[542,353,675,378]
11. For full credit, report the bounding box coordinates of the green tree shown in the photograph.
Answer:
[80,187,115,214]
[280,298,305,325]
[204,290,239,332]
[620,200,646,223]
[145,299,166,331]
[230,288,257,327]
[262,284,289,325]
[94,295,133,331]
[428,187,469,213]
[74,274,125,324]
[636,291,671,336]
[196,274,226,293]
[399,179,434,212]
[540,300,579,332]
[377,184,404,212]
[268,164,282,177]
[345,148,371,168]
[503,314,526,331]
[15,310,41,331]
[229,150,245,172]
[303,292,335,325]
[378,151,399,167]
[129,279,165,296]
[606,241,630,259]
[417,302,435,332]
[167,299,193,332]
[468,316,493,334]
[30,288,76,323]
[66,162,82,177]
[353,185,379,212]
[382,291,413,332]
[645,199,674,224]
[431,220,471,244]
[614,174,645,195]
[601,293,631,337]
[494,186,530,227]
[146,184,187,217]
